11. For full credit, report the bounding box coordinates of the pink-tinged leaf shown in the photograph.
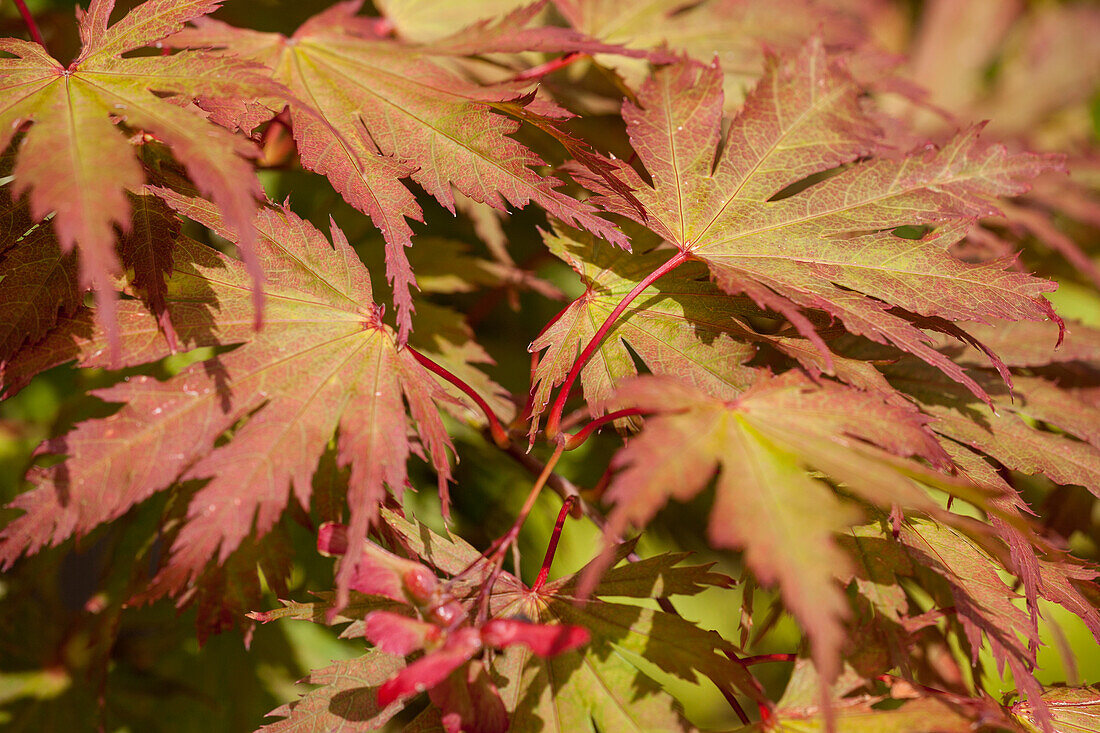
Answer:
[416,1,658,58]
[897,517,1052,728]
[885,360,1100,497]
[116,193,180,348]
[374,0,530,43]
[364,611,440,655]
[378,629,482,707]
[0,199,454,616]
[581,43,1063,404]
[599,372,956,680]
[319,523,440,603]
[0,2,278,350]
[166,11,625,341]
[77,0,224,62]
[1013,685,1100,733]
[941,318,1100,368]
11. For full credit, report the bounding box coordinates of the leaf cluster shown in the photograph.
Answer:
[1,1,1099,731]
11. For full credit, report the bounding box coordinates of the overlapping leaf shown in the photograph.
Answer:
[552,0,868,110]
[745,659,986,732]
[168,1,626,340]
[0,0,276,345]
[1013,685,1100,733]
[0,193,457,609]
[489,545,757,732]
[256,513,750,732]
[578,40,1062,404]
[0,177,79,363]
[599,372,961,680]
[883,359,1100,497]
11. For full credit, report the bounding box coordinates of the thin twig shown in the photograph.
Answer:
[532,496,576,591]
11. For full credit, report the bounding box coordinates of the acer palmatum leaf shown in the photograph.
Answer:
[596,372,956,681]
[0,194,455,614]
[490,541,760,731]
[579,41,1063,405]
[884,359,1100,497]
[168,2,626,341]
[0,190,80,364]
[0,0,277,353]
[552,0,869,110]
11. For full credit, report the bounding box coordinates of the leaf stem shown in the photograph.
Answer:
[408,346,510,448]
[545,250,688,438]
[738,653,797,666]
[472,443,566,622]
[13,0,46,49]
[520,298,576,425]
[512,52,587,82]
[532,496,576,591]
[563,408,647,449]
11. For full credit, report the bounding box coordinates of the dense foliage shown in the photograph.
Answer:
[2,1,1099,731]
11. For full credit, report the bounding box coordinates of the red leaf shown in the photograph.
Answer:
[364,611,440,655]
[377,629,482,707]
[480,618,590,657]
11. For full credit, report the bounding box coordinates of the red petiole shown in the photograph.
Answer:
[408,346,510,448]
[544,250,688,439]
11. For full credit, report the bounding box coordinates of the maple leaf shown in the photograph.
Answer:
[894,517,1052,729]
[487,542,760,732]
[529,224,758,432]
[259,650,409,733]
[552,0,868,110]
[577,41,1063,404]
[598,372,958,681]
[934,318,1100,369]
[0,192,456,612]
[883,359,1100,497]
[168,1,626,341]
[0,0,277,349]
[267,511,755,731]
[1012,685,1100,733]
[373,0,531,43]
[0,183,79,364]
[747,659,989,732]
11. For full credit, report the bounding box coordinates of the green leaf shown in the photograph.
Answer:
[259,651,407,733]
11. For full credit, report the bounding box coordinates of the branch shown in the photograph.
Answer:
[544,250,688,438]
